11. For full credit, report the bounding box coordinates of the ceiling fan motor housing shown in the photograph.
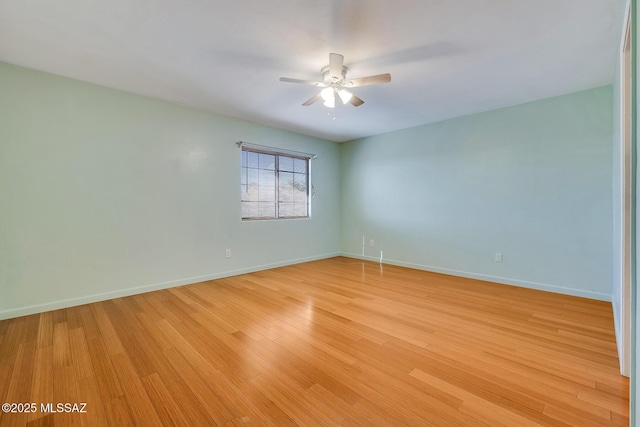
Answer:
[321,65,348,85]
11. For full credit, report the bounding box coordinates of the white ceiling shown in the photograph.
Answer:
[0,0,625,142]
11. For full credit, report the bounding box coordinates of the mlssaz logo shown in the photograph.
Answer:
[40,403,87,413]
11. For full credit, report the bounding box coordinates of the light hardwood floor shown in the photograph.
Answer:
[0,257,629,426]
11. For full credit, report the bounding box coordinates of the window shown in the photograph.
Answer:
[241,147,310,220]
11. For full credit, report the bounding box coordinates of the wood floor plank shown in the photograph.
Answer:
[0,319,25,370]
[36,312,53,349]
[161,347,237,425]
[0,341,37,427]
[90,304,125,356]
[497,398,574,427]
[68,327,108,427]
[303,383,372,426]
[108,352,162,426]
[272,332,363,405]
[75,377,108,427]
[52,364,80,426]
[164,380,216,426]
[542,403,616,427]
[230,330,316,390]
[0,365,14,410]
[108,301,182,385]
[0,257,629,426]
[250,371,339,426]
[25,414,54,427]
[141,373,190,426]
[27,346,53,423]
[102,395,135,427]
[101,301,156,379]
[76,305,102,342]
[159,327,274,425]
[85,337,123,402]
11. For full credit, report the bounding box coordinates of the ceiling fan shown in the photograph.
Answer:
[279,53,391,108]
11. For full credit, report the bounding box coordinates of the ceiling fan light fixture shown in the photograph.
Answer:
[323,96,335,108]
[320,87,334,102]
[338,89,352,104]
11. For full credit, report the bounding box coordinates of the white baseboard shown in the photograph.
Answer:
[2,251,610,320]
[0,252,341,320]
[341,252,611,302]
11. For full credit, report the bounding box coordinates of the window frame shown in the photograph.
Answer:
[240,146,311,221]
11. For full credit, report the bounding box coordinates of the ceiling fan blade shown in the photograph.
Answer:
[349,94,364,107]
[302,93,322,106]
[280,77,325,86]
[344,73,391,87]
[329,53,344,78]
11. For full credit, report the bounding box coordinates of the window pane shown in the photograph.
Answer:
[242,201,259,218]
[279,156,294,172]
[244,184,258,202]
[278,191,289,203]
[247,151,259,168]
[241,150,247,167]
[279,202,294,217]
[278,172,293,203]
[293,204,307,217]
[293,190,306,204]
[247,168,259,186]
[294,158,307,173]
[259,153,275,170]
[258,169,275,186]
[293,173,306,192]
[258,202,275,217]
[278,171,293,187]
[259,185,275,202]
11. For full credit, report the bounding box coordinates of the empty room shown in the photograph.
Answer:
[0,0,637,426]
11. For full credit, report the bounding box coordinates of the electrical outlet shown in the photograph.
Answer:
[370,239,375,247]
[225,249,231,258]
[495,252,503,263]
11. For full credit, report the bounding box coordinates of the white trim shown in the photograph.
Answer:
[617,0,633,377]
[341,252,611,302]
[2,250,613,319]
[621,0,633,55]
[0,252,341,321]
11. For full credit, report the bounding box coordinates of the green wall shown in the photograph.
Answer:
[341,86,614,300]
[0,61,342,319]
